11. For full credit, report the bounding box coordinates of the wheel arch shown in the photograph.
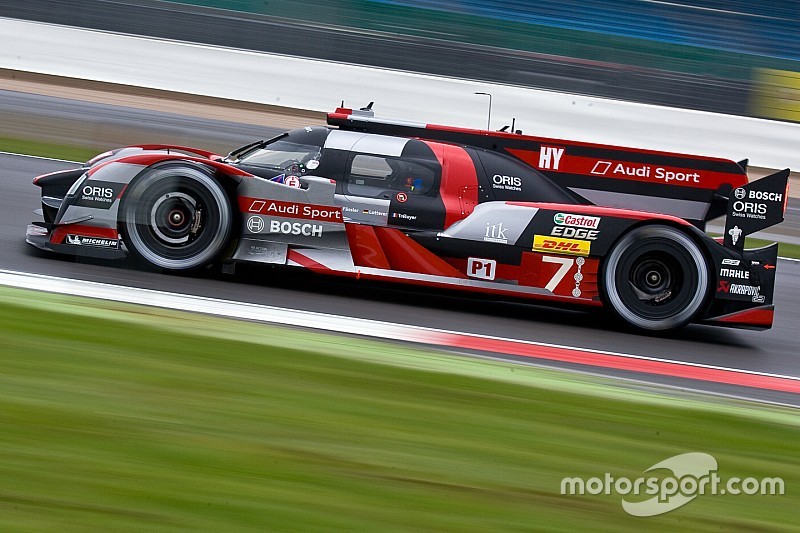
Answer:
[117,161,238,271]
[598,219,715,331]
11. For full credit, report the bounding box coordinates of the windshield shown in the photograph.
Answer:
[237,140,321,170]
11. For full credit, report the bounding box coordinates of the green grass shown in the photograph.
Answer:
[0,136,94,163]
[745,237,800,260]
[0,286,797,531]
[706,235,800,260]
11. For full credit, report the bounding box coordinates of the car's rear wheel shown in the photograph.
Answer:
[601,225,709,331]
[120,165,232,271]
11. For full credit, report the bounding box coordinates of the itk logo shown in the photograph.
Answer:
[484,222,509,244]
[728,225,743,246]
[561,452,784,517]
[539,146,564,170]
[467,257,496,281]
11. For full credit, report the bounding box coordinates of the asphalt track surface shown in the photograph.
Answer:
[2,90,800,406]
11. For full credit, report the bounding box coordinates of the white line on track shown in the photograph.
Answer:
[1,268,798,385]
[0,150,81,164]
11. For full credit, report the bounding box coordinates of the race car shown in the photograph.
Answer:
[27,104,790,332]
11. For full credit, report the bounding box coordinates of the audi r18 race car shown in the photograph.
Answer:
[27,104,790,332]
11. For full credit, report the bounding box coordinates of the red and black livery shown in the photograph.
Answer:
[27,105,790,332]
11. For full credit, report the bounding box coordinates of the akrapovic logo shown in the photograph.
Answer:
[554,213,600,229]
[717,281,765,303]
[533,235,591,256]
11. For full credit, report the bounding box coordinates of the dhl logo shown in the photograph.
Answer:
[533,235,591,256]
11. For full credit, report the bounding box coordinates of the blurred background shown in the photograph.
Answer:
[3,0,798,121]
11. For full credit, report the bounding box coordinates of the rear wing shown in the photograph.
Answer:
[328,106,753,228]
[722,168,790,251]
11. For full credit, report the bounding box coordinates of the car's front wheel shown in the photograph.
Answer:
[601,225,710,331]
[120,165,233,271]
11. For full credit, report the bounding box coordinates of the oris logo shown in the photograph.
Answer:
[74,180,122,209]
[731,201,767,219]
[492,175,522,191]
[82,185,114,198]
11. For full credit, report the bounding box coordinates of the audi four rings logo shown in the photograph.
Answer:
[247,216,265,233]
[734,188,746,200]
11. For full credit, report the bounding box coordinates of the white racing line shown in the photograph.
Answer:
[1,268,799,396]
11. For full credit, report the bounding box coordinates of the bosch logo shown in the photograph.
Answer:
[247,216,265,233]
[396,192,408,203]
[734,188,746,200]
[269,220,323,237]
[748,190,783,202]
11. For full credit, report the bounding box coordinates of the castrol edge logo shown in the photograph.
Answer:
[554,212,600,229]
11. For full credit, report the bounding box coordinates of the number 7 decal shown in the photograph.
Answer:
[542,256,574,292]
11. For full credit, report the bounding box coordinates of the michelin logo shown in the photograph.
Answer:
[66,234,119,248]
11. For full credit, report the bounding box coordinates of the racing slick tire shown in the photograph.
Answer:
[601,225,710,331]
[120,164,233,271]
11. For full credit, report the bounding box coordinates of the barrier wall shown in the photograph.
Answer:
[1,17,798,170]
